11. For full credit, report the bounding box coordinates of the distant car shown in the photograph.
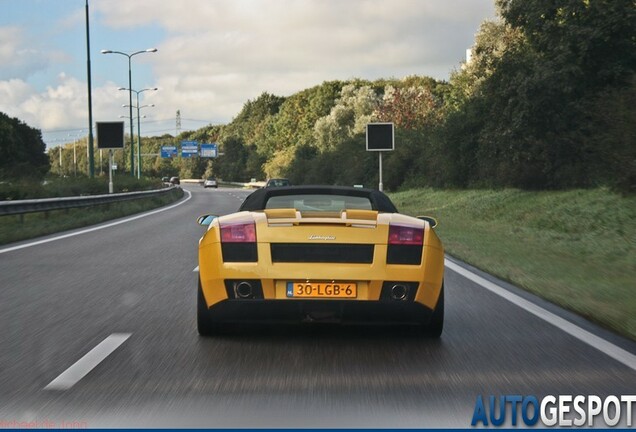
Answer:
[169,176,180,185]
[265,178,291,188]
[203,178,218,189]
[195,185,444,337]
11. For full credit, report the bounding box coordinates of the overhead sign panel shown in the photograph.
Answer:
[181,140,198,158]
[161,146,177,158]
[96,121,124,149]
[366,122,394,151]
[200,143,218,158]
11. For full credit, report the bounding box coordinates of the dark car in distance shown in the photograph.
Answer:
[265,178,291,188]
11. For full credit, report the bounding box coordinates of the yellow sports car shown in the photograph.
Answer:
[196,186,445,336]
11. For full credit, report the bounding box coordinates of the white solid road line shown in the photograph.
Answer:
[44,333,132,391]
[193,266,199,272]
[445,259,636,372]
[0,190,192,255]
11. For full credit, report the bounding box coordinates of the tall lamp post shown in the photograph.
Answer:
[85,0,95,178]
[101,48,157,177]
[119,87,157,178]
[68,131,83,177]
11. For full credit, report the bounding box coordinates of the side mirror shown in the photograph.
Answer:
[417,216,438,229]
[196,214,218,226]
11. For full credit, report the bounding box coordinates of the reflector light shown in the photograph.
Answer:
[221,222,256,243]
[388,224,424,245]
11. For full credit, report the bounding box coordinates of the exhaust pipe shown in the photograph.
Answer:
[235,281,253,299]
[390,284,408,301]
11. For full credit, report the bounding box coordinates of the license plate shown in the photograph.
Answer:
[286,281,357,298]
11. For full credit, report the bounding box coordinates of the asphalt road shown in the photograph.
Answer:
[0,185,634,428]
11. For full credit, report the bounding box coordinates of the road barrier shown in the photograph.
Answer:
[183,179,265,189]
[0,186,178,217]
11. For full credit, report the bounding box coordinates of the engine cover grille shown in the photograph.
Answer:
[271,243,374,264]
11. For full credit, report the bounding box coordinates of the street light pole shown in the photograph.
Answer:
[127,56,133,176]
[136,99,141,178]
[101,48,157,177]
[68,131,82,177]
[85,0,95,178]
[119,87,157,179]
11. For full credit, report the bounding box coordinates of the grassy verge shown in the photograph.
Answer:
[0,188,184,246]
[389,188,636,341]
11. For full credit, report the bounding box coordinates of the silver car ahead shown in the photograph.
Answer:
[203,178,218,188]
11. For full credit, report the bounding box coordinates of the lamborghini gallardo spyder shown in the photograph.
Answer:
[196,186,444,336]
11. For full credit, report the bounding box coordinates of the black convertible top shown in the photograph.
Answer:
[239,185,398,213]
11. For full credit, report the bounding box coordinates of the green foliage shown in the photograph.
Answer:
[497,0,636,90]
[224,92,285,144]
[260,81,345,159]
[0,112,49,180]
[439,0,636,191]
[313,84,379,153]
[215,135,249,182]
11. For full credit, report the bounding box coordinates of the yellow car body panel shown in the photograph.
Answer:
[198,210,444,310]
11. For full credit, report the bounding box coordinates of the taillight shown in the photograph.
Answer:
[388,224,424,245]
[220,222,256,243]
[220,221,258,262]
[387,224,424,264]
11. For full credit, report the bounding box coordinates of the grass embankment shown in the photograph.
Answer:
[389,188,636,341]
[0,183,184,246]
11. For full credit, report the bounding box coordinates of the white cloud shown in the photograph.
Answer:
[0,73,125,144]
[3,0,495,142]
[91,0,494,126]
[0,26,70,81]
[0,26,48,80]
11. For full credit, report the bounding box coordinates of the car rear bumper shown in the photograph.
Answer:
[205,298,435,325]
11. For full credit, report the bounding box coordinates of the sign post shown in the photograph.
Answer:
[108,150,114,193]
[366,123,395,192]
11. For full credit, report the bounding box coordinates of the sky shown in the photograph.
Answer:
[0,0,496,148]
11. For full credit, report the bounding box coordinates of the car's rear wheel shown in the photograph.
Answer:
[197,278,227,336]
[423,282,444,338]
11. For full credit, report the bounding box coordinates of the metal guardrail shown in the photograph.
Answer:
[220,180,265,189]
[0,186,178,216]
[182,179,264,189]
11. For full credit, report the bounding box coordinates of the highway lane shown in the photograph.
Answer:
[0,185,634,427]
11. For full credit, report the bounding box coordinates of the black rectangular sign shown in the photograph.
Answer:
[96,121,124,149]
[366,123,394,151]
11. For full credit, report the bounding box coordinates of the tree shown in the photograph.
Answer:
[376,85,442,130]
[0,112,49,180]
[497,0,636,90]
[313,84,380,152]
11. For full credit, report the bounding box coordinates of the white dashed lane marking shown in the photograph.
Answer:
[44,333,132,391]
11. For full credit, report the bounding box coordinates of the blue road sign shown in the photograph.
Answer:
[181,140,198,158]
[161,146,177,158]
[200,143,218,158]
